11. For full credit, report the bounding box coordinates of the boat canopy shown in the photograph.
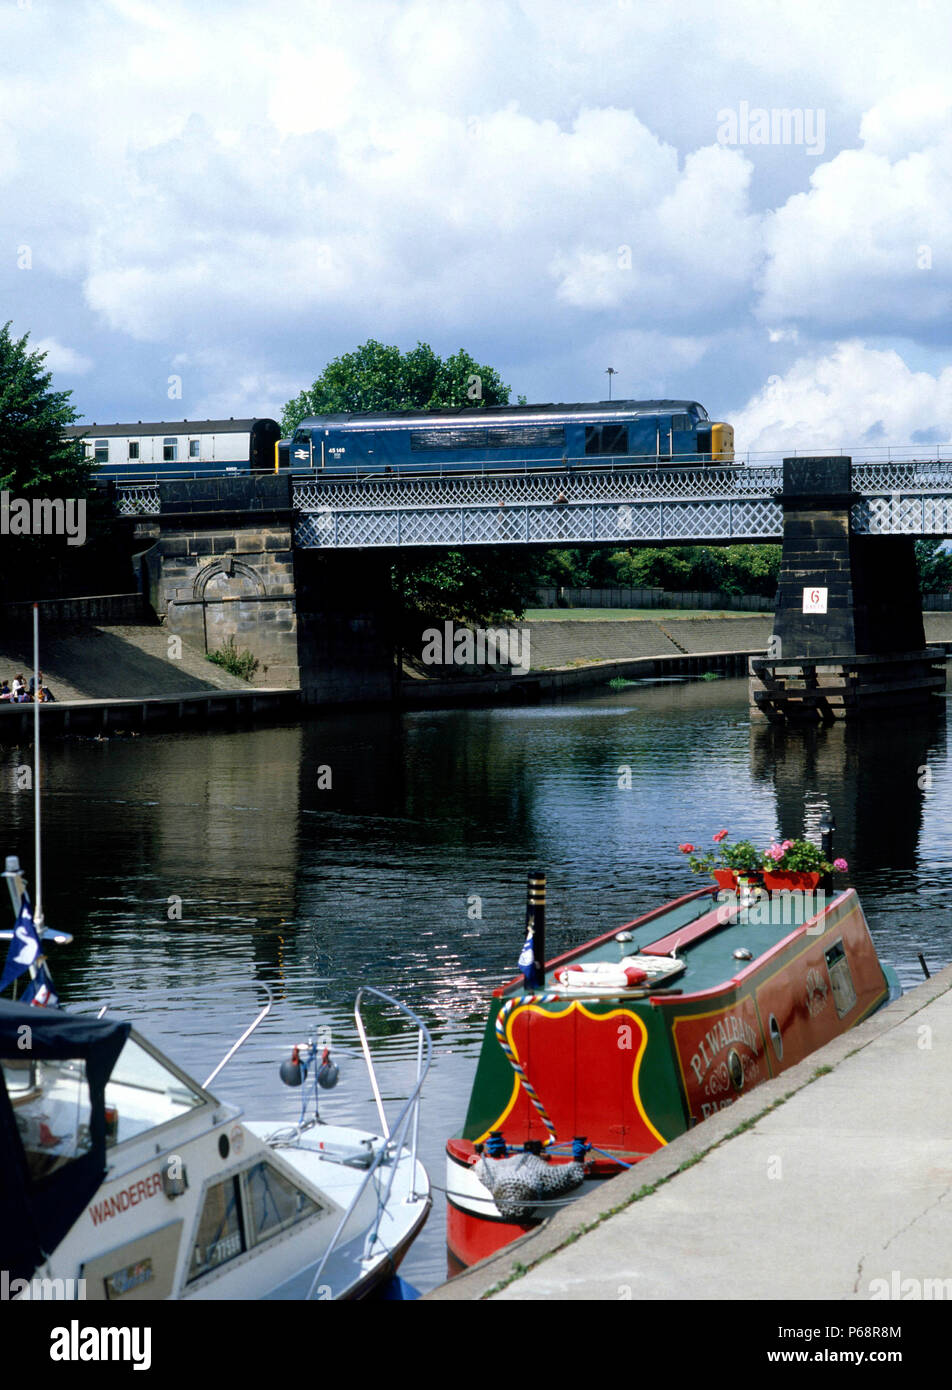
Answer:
[0,1001,130,1282]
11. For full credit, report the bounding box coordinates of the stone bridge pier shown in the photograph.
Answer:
[137,476,396,702]
[750,457,946,723]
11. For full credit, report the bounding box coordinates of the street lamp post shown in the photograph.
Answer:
[605,367,616,400]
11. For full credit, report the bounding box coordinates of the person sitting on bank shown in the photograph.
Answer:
[11,675,24,699]
[28,672,46,697]
[0,680,11,701]
[37,684,55,702]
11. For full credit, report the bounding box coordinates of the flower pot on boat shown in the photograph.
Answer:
[762,870,821,892]
[712,869,738,891]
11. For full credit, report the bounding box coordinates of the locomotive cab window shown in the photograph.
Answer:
[584,424,628,456]
[163,437,178,462]
[671,414,693,431]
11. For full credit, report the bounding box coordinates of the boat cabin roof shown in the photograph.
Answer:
[501,885,848,1000]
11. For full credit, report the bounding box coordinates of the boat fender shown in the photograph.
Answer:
[280,1044,304,1087]
[317,1047,339,1089]
[475,1151,586,1221]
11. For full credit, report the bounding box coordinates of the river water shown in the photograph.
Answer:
[2,674,951,1294]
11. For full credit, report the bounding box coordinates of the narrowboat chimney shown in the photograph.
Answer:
[525,871,546,987]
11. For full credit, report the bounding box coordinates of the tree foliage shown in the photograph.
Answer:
[539,544,782,597]
[282,339,512,434]
[915,540,952,593]
[0,321,91,495]
[0,324,131,602]
[283,339,538,628]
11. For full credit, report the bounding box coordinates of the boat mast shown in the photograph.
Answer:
[33,603,42,926]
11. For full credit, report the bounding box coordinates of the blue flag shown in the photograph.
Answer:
[0,894,41,992]
[518,929,536,986]
[21,958,58,1009]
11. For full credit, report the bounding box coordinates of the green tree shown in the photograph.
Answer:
[915,540,952,593]
[0,322,91,495]
[283,340,539,629]
[0,324,128,601]
[283,339,512,433]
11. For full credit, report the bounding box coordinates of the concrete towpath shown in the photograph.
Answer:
[427,962,952,1301]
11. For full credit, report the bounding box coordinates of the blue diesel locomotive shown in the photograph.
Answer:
[284,399,734,476]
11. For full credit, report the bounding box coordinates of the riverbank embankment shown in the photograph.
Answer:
[5,606,952,721]
[427,961,952,1301]
[0,602,298,733]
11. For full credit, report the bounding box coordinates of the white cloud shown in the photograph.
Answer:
[33,338,93,376]
[758,117,952,336]
[733,342,952,455]
[4,0,952,425]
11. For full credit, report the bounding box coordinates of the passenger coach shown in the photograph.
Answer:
[66,418,282,479]
[286,400,734,475]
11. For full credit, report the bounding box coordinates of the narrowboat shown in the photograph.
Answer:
[446,868,899,1273]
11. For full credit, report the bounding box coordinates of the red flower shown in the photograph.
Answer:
[712,829,729,842]
[679,843,695,853]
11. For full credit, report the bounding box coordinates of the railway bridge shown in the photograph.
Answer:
[116,457,952,715]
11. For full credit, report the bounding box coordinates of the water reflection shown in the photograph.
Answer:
[1,676,950,1291]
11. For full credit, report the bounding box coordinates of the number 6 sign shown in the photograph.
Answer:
[802,586,828,613]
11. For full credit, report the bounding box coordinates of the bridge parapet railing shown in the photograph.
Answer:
[114,484,160,516]
[291,464,784,512]
[850,461,952,493]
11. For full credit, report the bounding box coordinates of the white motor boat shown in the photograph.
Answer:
[1,855,432,1302]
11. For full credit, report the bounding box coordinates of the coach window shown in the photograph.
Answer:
[128,442,139,461]
[189,439,200,459]
[94,439,109,464]
[163,437,178,462]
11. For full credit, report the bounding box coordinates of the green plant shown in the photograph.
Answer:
[206,638,259,681]
[679,831,763,877]
[762,838,835,874]
[718,839,764,874]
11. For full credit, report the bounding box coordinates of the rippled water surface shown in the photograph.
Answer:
[3,675,951,1293]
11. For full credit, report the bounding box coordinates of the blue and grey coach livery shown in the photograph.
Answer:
[65,417,282,479]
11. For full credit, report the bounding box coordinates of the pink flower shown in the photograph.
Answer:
[782,840,794,850]
[679,843,695,853]
[712,829,729,843]
[767,843,785,862]
[833,857,848,872]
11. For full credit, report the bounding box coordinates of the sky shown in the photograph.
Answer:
[3,0,951,456]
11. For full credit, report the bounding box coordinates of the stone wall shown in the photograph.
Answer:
[0,593,149,626]
[148,477,300,688]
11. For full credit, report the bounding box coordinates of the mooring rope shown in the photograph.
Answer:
[494,994,563,1143]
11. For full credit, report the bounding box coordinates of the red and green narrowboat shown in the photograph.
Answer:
[446,872,899,1273]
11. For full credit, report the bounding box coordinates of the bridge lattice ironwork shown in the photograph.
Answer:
[113,459,952,547]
